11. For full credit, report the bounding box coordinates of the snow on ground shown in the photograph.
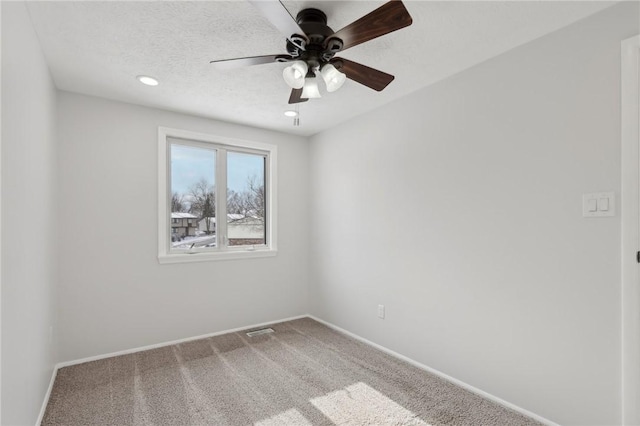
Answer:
[172,234,216,249]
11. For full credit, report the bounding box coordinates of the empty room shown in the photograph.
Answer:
[2,1,640,425]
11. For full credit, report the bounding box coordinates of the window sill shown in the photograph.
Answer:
[158,249,277,264]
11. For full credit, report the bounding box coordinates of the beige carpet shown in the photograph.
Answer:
[42,318,541,425]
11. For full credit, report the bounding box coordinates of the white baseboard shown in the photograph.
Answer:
[36,364,58,426]
[308,315,559,426]
[38,313,557,426]
[37,314,307,425]
[55,314,308,368]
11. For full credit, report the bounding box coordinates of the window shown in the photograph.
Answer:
[158,127,277,263]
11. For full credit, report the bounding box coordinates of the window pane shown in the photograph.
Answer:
[170,143,216,250]
[227,151,266,246]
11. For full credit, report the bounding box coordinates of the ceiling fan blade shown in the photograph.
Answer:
[332,58,394,92]
[288,88,308,104]
[330,0,412,51]
[210,55,291,70]
[249,0,308,48]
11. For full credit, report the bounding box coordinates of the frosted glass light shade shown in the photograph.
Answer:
[320,64,346,92]
[283,61,308,89]
[301,76,321,99]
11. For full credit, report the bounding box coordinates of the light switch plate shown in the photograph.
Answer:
[583,192,615,217]
[377,304,385,319]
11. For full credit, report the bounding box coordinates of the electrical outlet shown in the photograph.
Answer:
[377,304,385,319]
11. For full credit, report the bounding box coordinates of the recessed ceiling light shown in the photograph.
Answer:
[284,110,298,117]
[137,75,159,86]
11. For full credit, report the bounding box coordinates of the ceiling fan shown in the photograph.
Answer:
[210,0,413,104]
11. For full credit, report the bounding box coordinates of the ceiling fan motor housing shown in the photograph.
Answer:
[286,8,343,68]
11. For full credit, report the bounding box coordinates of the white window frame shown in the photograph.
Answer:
[158,127,277,264]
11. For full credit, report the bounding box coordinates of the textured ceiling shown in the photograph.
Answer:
[26,1,616,136]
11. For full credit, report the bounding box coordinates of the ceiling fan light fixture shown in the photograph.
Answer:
[283,61,308,89]
[301,75,322,99]
[211,1,413,104]
[320,64,346,93]
[284,110,298,117]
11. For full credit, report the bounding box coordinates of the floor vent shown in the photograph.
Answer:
[246,328,275,337]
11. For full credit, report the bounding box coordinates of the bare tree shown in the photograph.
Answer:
[188,179,216,234]
[200,193,215,234]
[171,192,187,213]
[245,175,265,221]
[226,176,264,221]
[226,190,245,215]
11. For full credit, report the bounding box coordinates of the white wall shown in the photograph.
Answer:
[1,3,59,424]
[309,3,638,425]
[57,92,309,362]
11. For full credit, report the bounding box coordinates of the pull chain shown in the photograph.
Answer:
[293,104,300,126]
